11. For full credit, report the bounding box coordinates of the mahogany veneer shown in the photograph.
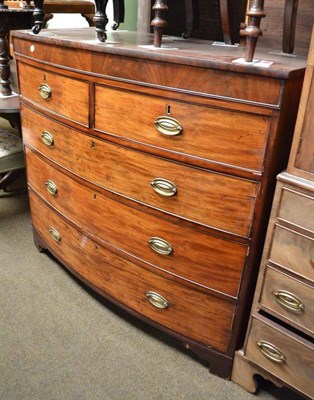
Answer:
[12,28,306,378]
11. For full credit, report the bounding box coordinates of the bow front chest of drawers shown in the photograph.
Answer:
[12,28,306,378]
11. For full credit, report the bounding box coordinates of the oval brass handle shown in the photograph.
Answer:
[41,131,54,147]
[49,227,61,242]
[45,180,58,196]
[151,178,177,197]
[274,290,305,312]
[146,291,169,309]
[148,237,173,255]
[38,83,52,99]
[154,116,183,136]
[257,341,286,363]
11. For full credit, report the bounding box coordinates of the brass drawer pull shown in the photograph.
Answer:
[257,341,286,363]
[273,290,305,312]
[49,227,61,242]
[148,237,173,255]
[146,291,169,309]
[45,180,58,196]
[154,116,183,136]
[41,131,54,147]
[38,83,52,99]
[151,178,177,197]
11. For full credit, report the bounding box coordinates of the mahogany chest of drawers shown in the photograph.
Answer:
[232,29,314,397]
[12,28,306,378]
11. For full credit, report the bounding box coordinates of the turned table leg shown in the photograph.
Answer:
[243,0,266,62]
[151,0,168,48]
[0,32,12,96]
[32,0,45,34]
[94,0,109,42]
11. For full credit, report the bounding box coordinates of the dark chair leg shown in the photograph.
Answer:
[282,0,299,53]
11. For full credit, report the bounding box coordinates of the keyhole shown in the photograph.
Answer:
[166,104,171,115]
[91,141,95,150]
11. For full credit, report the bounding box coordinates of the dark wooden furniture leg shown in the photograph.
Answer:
[0,31,12,96]
[32,0,45,34]
[94,0,109,42]
[0,1,8,9]
[220,0,233,44]
[283,0,299,53]
[112,0,125,30]
[151,0,168,47]
[243,0,266,62]
[182,0,194,39]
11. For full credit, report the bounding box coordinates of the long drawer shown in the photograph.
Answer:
[29,190,236,352]
[94,85,270,173]
[18,63,89,126]
[259,266,314,335]
[21,105,258,237]
[26,148,248,297]
[246,316,314,399]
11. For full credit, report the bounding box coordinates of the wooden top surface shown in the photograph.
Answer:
[12,28,307,79]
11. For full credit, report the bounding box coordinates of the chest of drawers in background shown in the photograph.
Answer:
[232,29,314,398]
[12,28,306,378]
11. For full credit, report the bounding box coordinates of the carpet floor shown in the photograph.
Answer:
[0,192,305,400]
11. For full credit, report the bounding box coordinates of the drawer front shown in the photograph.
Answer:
[269,225,314,282]
[260,267,314,335]
[95,85,269,173]
[21,106,258,237]
[279,187,314,233]
[29,190,235,352]
[26,148,247,297]
[18,63,89,126]
[246,317,314,398]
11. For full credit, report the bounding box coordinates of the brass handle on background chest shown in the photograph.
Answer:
[151,178,177,197]
[273,290,305,312]
[41,131,54,147]
[146,291,169,309]
[38,83,52,99]
[49,227,61,242]
[154,116,183,136]
[45,180,58,196]
[257,341,286,363]
[148,237,173,255]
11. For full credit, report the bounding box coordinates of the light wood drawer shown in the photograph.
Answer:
[29,190,236,352]
[95,85,269,173]
[260,267,314,335]
[279,187,314,232]
[18,63,89,126]
[246,316,314,398]
[26,148,247,297]
[21,105,258,237]
[269,225,314,282]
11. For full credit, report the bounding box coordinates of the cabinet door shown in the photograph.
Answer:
[288,27,314,179]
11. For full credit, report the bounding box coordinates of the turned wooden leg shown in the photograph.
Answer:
[283,0,299,53]
[94,0,109,42]
[32,0,45,34]
[151,0,168,48]
[0,32,12,96]
[243,0,265,62]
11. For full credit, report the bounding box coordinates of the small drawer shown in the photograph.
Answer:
[269,225,314,282]
[246,316,314,399]
[18,63,89,126]
[95,85,269,173]
[26,148,248,297]
[21,105,258,238]
[279,187,314,233]
[29,191,236,352]
[260,267,314,335]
